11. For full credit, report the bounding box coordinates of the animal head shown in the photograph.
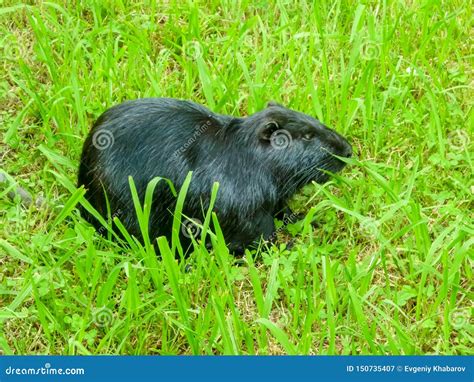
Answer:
[242,102,352,192]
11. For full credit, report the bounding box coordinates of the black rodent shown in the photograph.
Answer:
[77,98,352,252]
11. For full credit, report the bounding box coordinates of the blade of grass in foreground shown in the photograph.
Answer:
[257,318,297,355]
[171,171,193,259]
[348,284,376,353]
[210,212,255,354]
[157,236,199,354]
[263,258,280,319]
[212,295,239,355]
[245,251,268,351]
[200,182,219,250]
[128,176,177,292]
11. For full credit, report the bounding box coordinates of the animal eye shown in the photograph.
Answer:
[259,121,280,142]
[303,133,313,141]
[266,121,279,130]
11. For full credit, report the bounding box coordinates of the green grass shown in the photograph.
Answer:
[1,0,473,355]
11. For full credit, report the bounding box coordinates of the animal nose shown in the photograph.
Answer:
[341,140,352,158]
[325,128,352,157]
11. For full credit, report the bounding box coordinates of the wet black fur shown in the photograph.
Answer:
[77,98,352,252]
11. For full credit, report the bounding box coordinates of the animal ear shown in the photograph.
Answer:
[267,101,284,108]
[259,121,279,142]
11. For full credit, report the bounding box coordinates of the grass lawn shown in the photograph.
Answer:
[1,1,472,355]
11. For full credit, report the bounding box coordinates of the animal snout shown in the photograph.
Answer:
[319,125,352,158]
[339,138,352,158]
[332,134,352,158]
